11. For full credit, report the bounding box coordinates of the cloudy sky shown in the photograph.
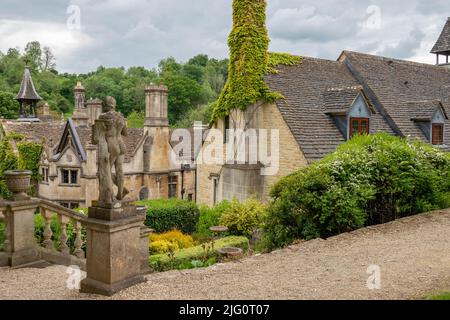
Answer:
[0,0,448,74]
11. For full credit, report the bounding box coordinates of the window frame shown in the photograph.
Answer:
[41,167,49,183]
[349,117,370,139]
[224,115,230,143]
[60,169,79,185]
[168,175,177,198]
[431,123,444,145]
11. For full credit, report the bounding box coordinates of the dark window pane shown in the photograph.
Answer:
[62,170,69,184]
[71,170,78,184]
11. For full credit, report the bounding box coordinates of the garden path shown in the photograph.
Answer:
[1,209,449,300]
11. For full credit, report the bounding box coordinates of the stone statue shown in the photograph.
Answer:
[92,96,129,207]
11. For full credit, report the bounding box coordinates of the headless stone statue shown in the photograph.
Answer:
[92,96,129,208]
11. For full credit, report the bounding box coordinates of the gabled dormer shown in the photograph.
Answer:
[53,118,87,162]
[410,101,448,146]
[323,86,375,140]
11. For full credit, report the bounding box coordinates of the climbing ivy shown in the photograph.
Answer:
[267,52,302,74]
[211,0,302,122]
[0,131,43,199]
[0,134,18,198]
[17,141,43,181]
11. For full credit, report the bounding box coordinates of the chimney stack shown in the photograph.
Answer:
[144,83,169,129]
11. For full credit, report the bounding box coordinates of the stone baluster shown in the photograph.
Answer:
[40,208,54,250]
[73,220,84,259]
[58,215,70,255]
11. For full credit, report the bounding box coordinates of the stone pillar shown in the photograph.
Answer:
[3,199,41,267]
[80,204,147,296]
[140,225,153,274]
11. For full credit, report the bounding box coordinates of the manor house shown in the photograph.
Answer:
[1,75,205,208]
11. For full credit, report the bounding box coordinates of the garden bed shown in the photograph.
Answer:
[149,236,249,272]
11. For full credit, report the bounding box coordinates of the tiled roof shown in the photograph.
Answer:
[342,51,450,148]
[2,120,65,146]
[323,86,371,114]
[264,56,393,162]
[1,120,145,163]
[15,68,42,101]
[431,18,450,54]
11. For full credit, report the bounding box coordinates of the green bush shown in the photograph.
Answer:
[195,200,232,236]
[149,236,249,272]
[219,198,267,238]
[265,133,450,249]
[137,199,200,234]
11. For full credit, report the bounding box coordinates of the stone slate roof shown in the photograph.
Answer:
[1,120,65,146]
[341,51,450,149]
[323,86,373,114]
[264,57,393,162]
[15,68,42,101]
[431,18,450,54]
[1,120,145,163]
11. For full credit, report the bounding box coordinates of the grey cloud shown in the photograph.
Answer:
[0,0,448,73]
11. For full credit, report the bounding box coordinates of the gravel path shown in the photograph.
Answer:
[1,209,449,300]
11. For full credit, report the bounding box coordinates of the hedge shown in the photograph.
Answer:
[265,133,450,249]
[149,236,249,272]
[137,199,200,234]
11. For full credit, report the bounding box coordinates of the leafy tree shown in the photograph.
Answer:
[41,46,56,72]
[0,91,19,119]
[23,41,42,71]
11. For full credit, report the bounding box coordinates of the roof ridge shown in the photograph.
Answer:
[342,50,450,72]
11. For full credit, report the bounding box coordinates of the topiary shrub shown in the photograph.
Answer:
[137,199,200,234]
[219,198,267,238]
[265,133,450,249]
[195,200,232,237]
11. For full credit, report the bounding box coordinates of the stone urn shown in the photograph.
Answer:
[4,170,32,201]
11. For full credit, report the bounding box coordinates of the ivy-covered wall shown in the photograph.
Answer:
[0,131,43,198]
[211,0,301,122]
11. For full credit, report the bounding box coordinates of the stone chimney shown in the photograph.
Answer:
[72,81,88,127]
[144,83,169,130]
[86,98,103,126]
[144,83,170,170]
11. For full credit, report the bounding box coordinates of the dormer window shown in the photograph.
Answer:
[349,117,370,138]
[347,94,372,140]
[431,109,445,145]
[432,124,444,145]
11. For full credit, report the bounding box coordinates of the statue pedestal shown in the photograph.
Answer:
[80,204,147,296]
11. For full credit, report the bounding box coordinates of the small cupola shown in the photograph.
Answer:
[431,18,450,67]
[15,66,42,120]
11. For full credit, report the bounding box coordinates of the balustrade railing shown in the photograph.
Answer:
[38,200,87,262]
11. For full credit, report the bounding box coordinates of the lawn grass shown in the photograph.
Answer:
[426,292,450,300]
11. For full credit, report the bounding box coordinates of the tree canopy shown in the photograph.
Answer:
[0,41,228,127]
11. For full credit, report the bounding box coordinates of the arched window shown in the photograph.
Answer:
[139,187,149,201]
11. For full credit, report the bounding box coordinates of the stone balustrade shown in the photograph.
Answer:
[37,199,88,269]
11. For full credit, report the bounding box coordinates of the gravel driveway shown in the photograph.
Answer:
[1,209,449,300]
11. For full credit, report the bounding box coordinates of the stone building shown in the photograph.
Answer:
[1,72,203,208]
[196,18,450,206]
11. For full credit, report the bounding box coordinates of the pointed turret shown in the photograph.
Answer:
[15,67,42,119]
[432,18,450,65]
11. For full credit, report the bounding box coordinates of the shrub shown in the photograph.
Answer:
[265,133,450,249]
[149,236,249,272]
[149,240,179,255]
[137,199,200,234]
[195,200,232,236]
[219,198,267,238]
[149,230,194,254]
